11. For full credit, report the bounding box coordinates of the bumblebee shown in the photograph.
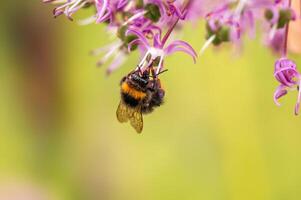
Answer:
[116,68,165,133]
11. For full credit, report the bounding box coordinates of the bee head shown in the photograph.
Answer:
[130,71,149,87]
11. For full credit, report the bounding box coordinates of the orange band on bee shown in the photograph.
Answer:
[121,82,146,99]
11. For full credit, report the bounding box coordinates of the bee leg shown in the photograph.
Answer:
[150,66,157,79]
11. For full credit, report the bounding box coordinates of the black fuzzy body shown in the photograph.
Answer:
[121,92,140,108]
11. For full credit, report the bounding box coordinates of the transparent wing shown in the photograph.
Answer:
[116,101,130,123]
[129,107,143,134]
[116,101,144,133]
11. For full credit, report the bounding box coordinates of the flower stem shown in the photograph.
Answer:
[283,0,292,57]
[161,19,180,47]
[161,0,191,47]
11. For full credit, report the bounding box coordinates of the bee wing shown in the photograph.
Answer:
[116,101,130,123]
[129,107,143,134]
[116,101,144,133]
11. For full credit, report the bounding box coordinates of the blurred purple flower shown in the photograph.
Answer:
[43,0,94,20]
[264,0,296,42]
[90,39,128,75]
[265,28,285,55]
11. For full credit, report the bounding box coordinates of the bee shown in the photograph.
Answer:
[116,67,166,133]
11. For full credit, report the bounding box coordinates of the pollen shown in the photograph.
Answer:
[121,82,147,99]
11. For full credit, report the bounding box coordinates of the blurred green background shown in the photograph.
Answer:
[0,1,301,200]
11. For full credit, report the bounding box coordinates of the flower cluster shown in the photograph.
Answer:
[43,0,301,115]
[44,0,199,75]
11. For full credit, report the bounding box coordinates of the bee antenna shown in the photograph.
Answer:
[156,69,168,76]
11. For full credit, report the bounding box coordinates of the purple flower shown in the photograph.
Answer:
[126,28,197,75]
[274,58,301,115]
